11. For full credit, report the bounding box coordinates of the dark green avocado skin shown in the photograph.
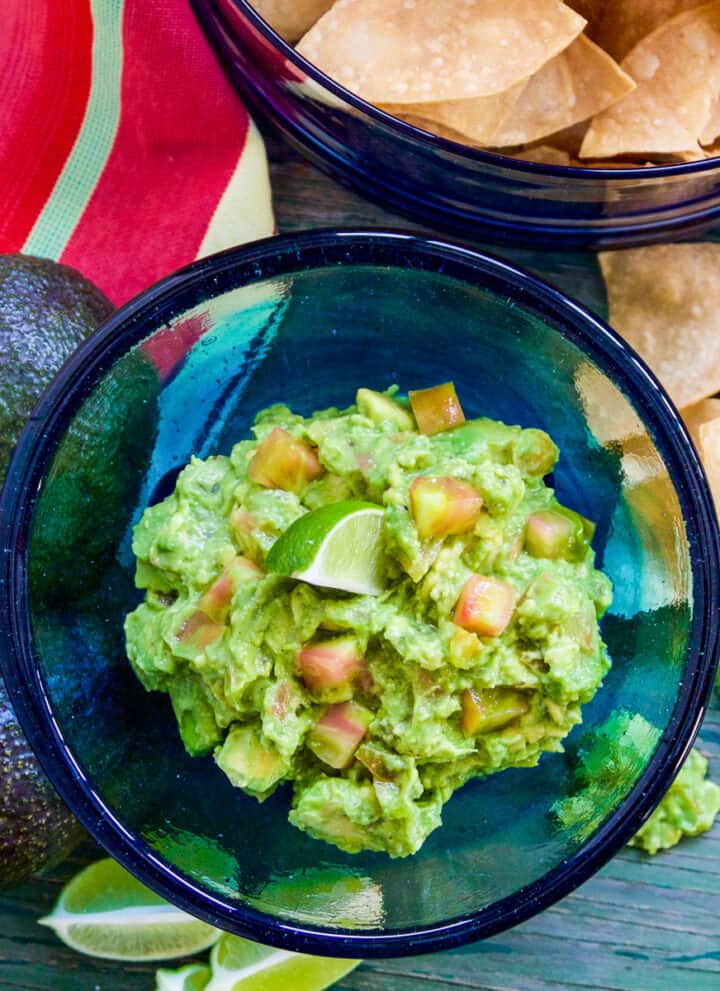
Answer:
[0,254,110,887]
[0,253,113,482]
[0,678,84,888]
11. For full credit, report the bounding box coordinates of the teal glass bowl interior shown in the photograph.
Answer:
[0,230,718,957]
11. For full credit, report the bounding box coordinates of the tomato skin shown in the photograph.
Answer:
[453,575,517,637]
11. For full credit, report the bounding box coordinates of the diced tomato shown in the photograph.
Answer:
[525,507,594,562]
[307,701,373,769]
[248,427,323,493]
[175,610,224,649]
[525,511,576,560]
[409,476,483,539]
[298,637,367,699]
[409,383,465,435]
[453,575,516,637]
[230,510,258,535]
[460,687,529,736]
[199,555,263,622]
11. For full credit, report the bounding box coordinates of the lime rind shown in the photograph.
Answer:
[38,858,219,961]
[205,934,360,991]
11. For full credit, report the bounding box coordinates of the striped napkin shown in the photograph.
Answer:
[0,0,274,305]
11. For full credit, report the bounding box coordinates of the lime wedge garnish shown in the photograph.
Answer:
[156,963,211,991]
[265,500,386,595]
[205,933,359,991]
[38,858,219,961]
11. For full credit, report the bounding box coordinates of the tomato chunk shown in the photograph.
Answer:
[525,507,595,562]
[175,610,224,649]
[307,701,373,769]
[248,427,323,493]
[199,555,263,622]
[409,476,483,539]
[461,687,529,737]
[409,383,465,435]
[298,637,368,702]
[453,575,516,637]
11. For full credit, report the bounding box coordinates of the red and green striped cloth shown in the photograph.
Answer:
[1,0,275,305]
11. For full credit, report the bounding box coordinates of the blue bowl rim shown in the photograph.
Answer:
[0,228,718,958]
[219,0,720,182]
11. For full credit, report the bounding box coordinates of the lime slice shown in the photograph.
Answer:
[265,500,386,595]
[38,858,219,961]
[156,963,211,991]
[205,933,360,991]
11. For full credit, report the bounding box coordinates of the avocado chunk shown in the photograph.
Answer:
[168,674,224,757]
[0,677,84,888]
[215,724,288,800]
[0,253,113,482]
[356,388,415,431]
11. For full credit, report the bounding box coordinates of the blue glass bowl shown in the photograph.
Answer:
[0,230,718,957]
[191,0,720,249]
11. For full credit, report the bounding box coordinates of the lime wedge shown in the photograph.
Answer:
[156,963,211,991]
[38,858,219,961]
[205,933,360,991]
[265,500,386,595]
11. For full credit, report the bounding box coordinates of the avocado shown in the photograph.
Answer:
[28,345,161,604]
[0,677,84,888]
[0,256,159,886]
[215,724,288,800]
[356,388,415,431]
[168,673,224,757]
[0,253,113,481]
[0,255,111,888]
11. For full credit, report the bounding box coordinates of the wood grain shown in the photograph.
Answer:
[1,143,718,991]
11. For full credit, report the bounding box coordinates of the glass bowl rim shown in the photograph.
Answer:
[218,0,720,182]
[0,228,718,958]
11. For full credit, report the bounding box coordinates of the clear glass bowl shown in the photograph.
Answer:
[190,0,720,249]
[0,230,718,957]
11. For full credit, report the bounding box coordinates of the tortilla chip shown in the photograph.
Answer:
[252,0,335,43]
[532,120,591,156]
[698,417,720,506]
[519,145,573,165]
[682,397,720,444]
[595,0,708,61]
[393,113,485,147]
[381,83,526,147]
[565,1,608,33]
[580,3,720,159]
[599,244,720,409]
[701,97,720,145]
[489,35,634,147]
[297,0,586,104]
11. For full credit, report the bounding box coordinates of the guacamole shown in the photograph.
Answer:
[125,385,613,857]
[629,748,720,855]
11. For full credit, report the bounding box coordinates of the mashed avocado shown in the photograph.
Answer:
[125,385,613,857]
[629,748,720,855]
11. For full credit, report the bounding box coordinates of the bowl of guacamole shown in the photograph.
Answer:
[125,382,613,859]
[1,230,718,956]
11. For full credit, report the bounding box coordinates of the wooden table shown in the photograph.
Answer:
[2,135,719,991]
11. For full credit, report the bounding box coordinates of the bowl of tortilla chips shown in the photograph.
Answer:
[192,0,720,247]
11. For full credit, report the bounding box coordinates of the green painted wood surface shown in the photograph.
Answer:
[1,136,718,991]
